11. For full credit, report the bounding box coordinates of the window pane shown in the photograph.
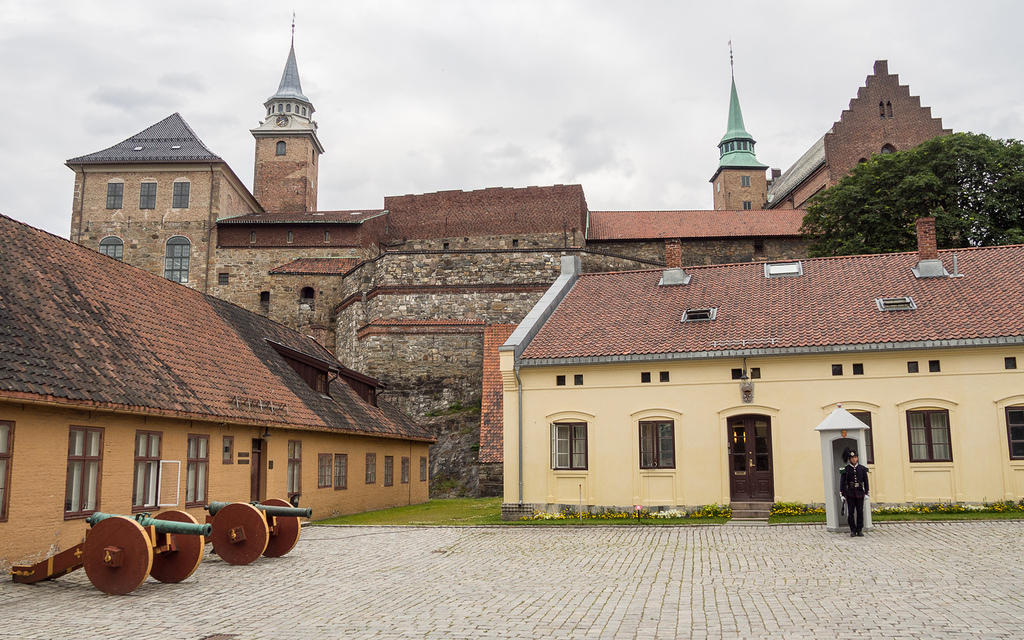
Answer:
[197,462,206,502]
[0,424,7,453]
[84,462,99,511]
[658,423,674,467]
[133,463,146,506]
[186,463,196,503]
[1013,442,1024,457]
[70,430,83,456]
[136,433,146,457]
[198,438,207,458]
[1010,426,1024,442]
[149,434,160,458]
[66,461,82,511]
[0,459,6,508]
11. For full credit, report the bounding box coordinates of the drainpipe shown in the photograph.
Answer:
[515,363,524,504]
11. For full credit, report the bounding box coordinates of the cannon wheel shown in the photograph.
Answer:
[83,516,154,595]
[261,498,302,558]
[210,502,269,565]
[149,510,205,583]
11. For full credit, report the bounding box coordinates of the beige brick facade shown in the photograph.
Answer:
[0,400,429,568]
[711,168,768,211]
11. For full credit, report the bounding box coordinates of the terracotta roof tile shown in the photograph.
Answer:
[587,209,806,241]
[0,213,431,442]
[269,257,362,275]
[479,324,517,463]
[522,246,1024,361]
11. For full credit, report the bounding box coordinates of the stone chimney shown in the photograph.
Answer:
[912,216,946,278]
[665,238,682,268]
[771,168,782,179]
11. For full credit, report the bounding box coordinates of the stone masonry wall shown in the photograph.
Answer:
[70,166,258,292]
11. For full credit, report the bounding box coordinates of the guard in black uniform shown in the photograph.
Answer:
[839,450,869,536]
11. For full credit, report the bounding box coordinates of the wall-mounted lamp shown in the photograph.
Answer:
[261,427,271,439]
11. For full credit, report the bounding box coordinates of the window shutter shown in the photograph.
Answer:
[550,423,557,469]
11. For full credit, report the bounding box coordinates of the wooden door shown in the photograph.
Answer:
[250,438,263,502]
[727,415,774,502]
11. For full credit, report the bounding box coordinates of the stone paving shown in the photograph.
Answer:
[1,522,1023,639]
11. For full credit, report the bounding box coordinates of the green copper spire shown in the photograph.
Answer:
[717,66,767,170]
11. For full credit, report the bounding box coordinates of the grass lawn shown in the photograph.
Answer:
[315,497,726,526]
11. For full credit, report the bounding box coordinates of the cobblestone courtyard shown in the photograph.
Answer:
[2,522,1022,639]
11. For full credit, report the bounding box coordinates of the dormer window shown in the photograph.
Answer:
[682,308,717,322]
[764,261,803,278]
[876,296,917,311]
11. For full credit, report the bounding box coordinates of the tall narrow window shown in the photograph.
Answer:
[1006,407,1024,460]
[186,434,208,506]
[172,181,190,208]
[850,411,874,465]
[551,422,588,470]
[250,231,256,244]
[106,182,124,209]
[259,291,270,311]
[639,420,675,469]
[222,435,234,464]
[164,236,190,283]
[132,431,161,510]
[886,101,893,117]
[300,287,315,309]
[334,453,348,489]
[879,101,886,118]
[419,456,427,482]
[907,409,952,462]
[276,141,286,156]
[287,440,302,499]
[365,453,376,484]
[318,454,332,488]
[99,236,124,261]
[65,427,103,517]
[287,230,294,243]
[0,421,12,521]
[384,456,394,486]
[401,457,410,484]
[139,182,157,209]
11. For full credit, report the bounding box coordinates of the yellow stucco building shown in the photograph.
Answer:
[499,219,1024,517]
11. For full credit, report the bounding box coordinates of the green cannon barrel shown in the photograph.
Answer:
[85,512,212,537]
[205,501,313,519]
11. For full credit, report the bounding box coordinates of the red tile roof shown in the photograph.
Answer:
[479,324,517,463]
[521,246,1024,361]
[586,209,806,241]
[269,257,362,275]
[219,210,385,224]
[0,214,431,442]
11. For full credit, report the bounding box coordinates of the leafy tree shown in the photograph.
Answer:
[801,133,1024,256]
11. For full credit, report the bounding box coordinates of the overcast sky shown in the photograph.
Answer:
[1,1,1022,237]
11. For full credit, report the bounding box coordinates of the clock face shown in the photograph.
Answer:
[275,115,289,127]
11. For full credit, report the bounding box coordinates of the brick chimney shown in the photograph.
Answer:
[665,238,682,268]
[912,216,946,278]
[915,216,938,260]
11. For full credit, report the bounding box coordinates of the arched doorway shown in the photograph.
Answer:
[727,415,774,502]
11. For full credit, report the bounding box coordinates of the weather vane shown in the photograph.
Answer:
[291,11,296,45]
[729,40,734,77]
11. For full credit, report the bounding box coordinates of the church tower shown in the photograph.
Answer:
[251,31,324,213]
[709,61,768,210]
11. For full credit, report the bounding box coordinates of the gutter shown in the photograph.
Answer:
[518,335,1024,368]
[498,254,582,504]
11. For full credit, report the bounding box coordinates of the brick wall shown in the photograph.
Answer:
[253,135,319,213]
[711,168,768,210]
[383,184,588,242]
[218,223,364,248]
[824,60,951,187]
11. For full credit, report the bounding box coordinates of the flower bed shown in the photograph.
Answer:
[872,499,1024,515]
[524,504,732,521]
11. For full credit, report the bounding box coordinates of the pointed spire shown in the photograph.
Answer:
[267,15,311,105]
[717,44,766,170]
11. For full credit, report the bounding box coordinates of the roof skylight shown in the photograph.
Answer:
[764,261,803,278]
[682,307,717,322]
[875,296,917,311]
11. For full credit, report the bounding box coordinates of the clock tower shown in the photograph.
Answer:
[251,34,324,213]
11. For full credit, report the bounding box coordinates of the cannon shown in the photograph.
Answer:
[10,510,209,595]
[204,499,311,565]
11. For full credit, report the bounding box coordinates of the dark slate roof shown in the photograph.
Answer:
[521,245,1024,361]
[66,113,224,165]
[219,210,386,224]
[0,213,431,442]
[766,134,826,206]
